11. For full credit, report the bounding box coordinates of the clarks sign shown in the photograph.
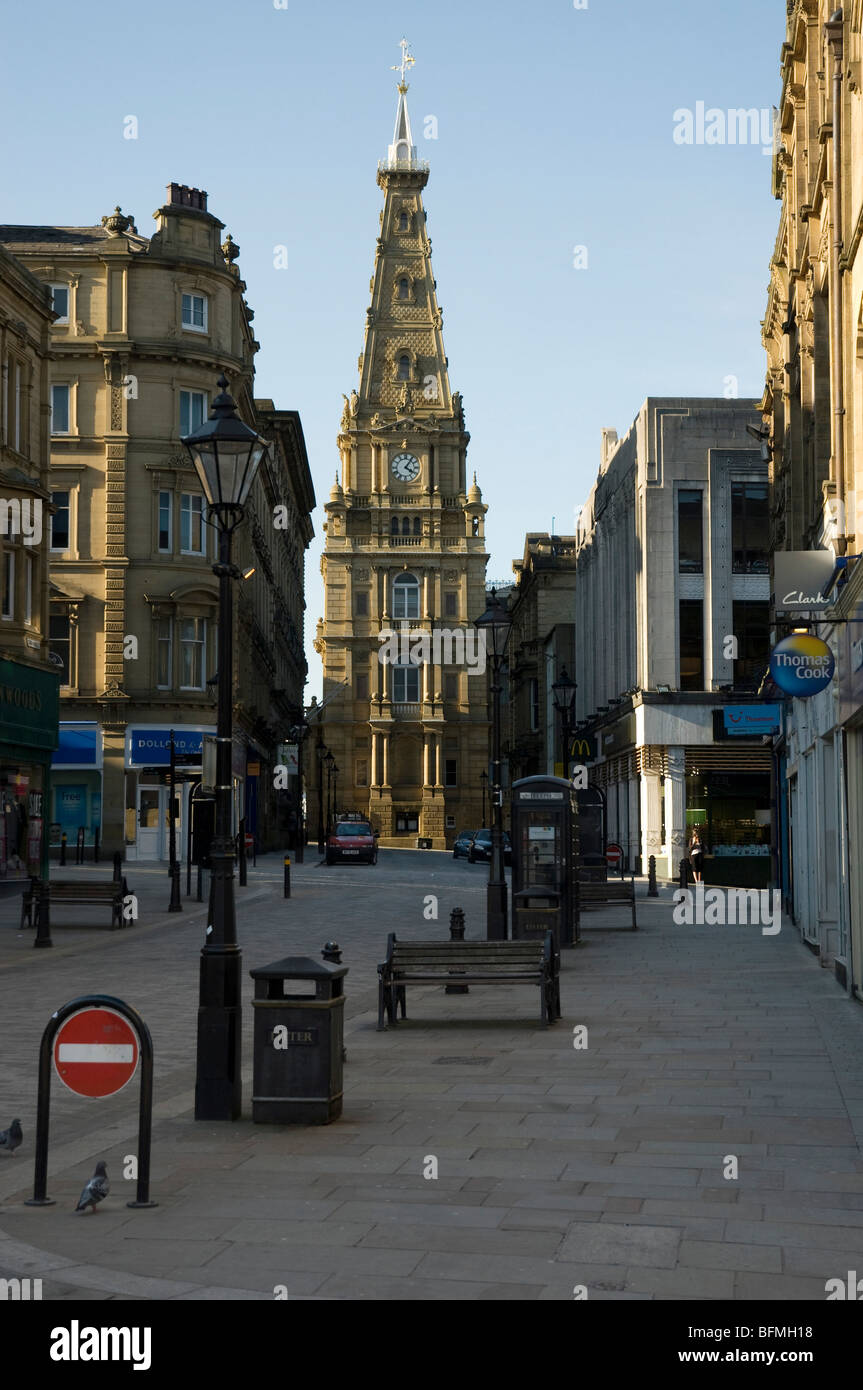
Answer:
[773,551,835,613]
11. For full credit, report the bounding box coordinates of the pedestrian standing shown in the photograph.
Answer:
[689,830,705,884]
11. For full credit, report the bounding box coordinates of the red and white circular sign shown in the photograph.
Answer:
[605,843,624,868]
[53,1007,139,1099]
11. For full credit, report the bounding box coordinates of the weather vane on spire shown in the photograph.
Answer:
[391,37,415,90]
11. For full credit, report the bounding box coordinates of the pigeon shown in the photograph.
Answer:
[0,1119,22,1155]
[75,1161,109,1214]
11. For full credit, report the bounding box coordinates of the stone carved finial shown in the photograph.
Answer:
[101,206,133,237]
[222,233,240,264]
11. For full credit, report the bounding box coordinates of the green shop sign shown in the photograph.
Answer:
[0,659,60,751]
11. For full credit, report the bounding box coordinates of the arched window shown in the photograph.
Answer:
[399,212,409,231]
[398,277,410,301]
[398,354,411,381]
[391,516,400,535]
[393,572,420,620]
[402,516,411,536]
[413,516,421,536]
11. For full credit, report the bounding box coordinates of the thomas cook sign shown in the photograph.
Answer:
[770,634,835,697]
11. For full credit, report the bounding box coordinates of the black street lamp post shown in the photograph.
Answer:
[479,769,488,828]
[552,666,578,776]
[182,374,268,1122]
[332,763,339,823]
[475,587,514,941]
[288,716,311,865]
[316,737,328,853]
[167,729,182,912]
[325,751,335,836]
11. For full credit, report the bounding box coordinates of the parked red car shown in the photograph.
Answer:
[326,820,378,866]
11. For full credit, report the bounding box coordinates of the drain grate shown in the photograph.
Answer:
[433,1056,494,1066]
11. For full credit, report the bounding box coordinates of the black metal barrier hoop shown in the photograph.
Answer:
[25,994,157,1210]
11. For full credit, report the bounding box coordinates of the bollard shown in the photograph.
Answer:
[59,832,67,867]
[112,850,122,883]
[679,857,689,890]
[168,861,182,914]
[34,880,52,949]
[284,855,291,898]
[648,855,658,897]
[446,907,469,994]
[76,827,85,865]
[322,943,347,1061]
[93,826,100,864]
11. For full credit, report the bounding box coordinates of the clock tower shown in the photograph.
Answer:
[313,42,490,849]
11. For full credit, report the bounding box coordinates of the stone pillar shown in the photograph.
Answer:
[382,733,391,788]
[381,567,390,622]
[99,723,127,858]
[423,570,432,620]
[640,766,664,878]
[423,732,431,788]
[371,730,379,788]
[665,746,686,876]
[628,775,641,875]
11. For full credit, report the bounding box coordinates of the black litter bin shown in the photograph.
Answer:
[249,956,348,1124]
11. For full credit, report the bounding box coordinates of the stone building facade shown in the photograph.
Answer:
[508,534,577,782]
[761,1,863,986]
[0,187,314,861]
[574,399,771,883]
[0,244,59,883]
[312,69,490,849]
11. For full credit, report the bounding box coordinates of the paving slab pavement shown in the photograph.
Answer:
[0,852,862,1299]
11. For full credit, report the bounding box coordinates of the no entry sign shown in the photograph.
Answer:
[53,1007,139,1099]
[605,843,624,868]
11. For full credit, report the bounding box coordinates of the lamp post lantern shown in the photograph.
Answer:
[181,373,268,1122]
[475,587,514,940]
[552,666,578,776]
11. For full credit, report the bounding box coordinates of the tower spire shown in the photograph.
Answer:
[386,38,418,170]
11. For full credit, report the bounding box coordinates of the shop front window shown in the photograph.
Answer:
[0,766,43,878]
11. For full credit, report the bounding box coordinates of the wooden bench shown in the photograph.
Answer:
[20,878,128,932]
[377,933,560,1030]
[577,874,637,930]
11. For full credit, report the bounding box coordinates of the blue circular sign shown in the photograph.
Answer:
[770,634,835,697]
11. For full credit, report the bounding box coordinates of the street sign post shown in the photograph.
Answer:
[26,995,156,1209]
[53,1007,139,1099]
[605,842,624,876]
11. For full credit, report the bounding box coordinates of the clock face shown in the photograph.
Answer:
[391,451,421,483]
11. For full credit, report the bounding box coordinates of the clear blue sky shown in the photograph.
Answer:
[3,0,782,699]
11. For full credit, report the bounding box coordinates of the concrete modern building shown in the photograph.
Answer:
[0,244,59,884]
[0,187,315,862]
[508,534,577,782]
[761,2,863,985]
[574,399,772,884]
[312,52,490,849]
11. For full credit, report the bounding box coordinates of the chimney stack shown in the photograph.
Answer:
[166,183,208,213]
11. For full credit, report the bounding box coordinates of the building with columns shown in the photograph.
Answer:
[0,188,315,862]
[574,398,773,885]
[312,48,490,848]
